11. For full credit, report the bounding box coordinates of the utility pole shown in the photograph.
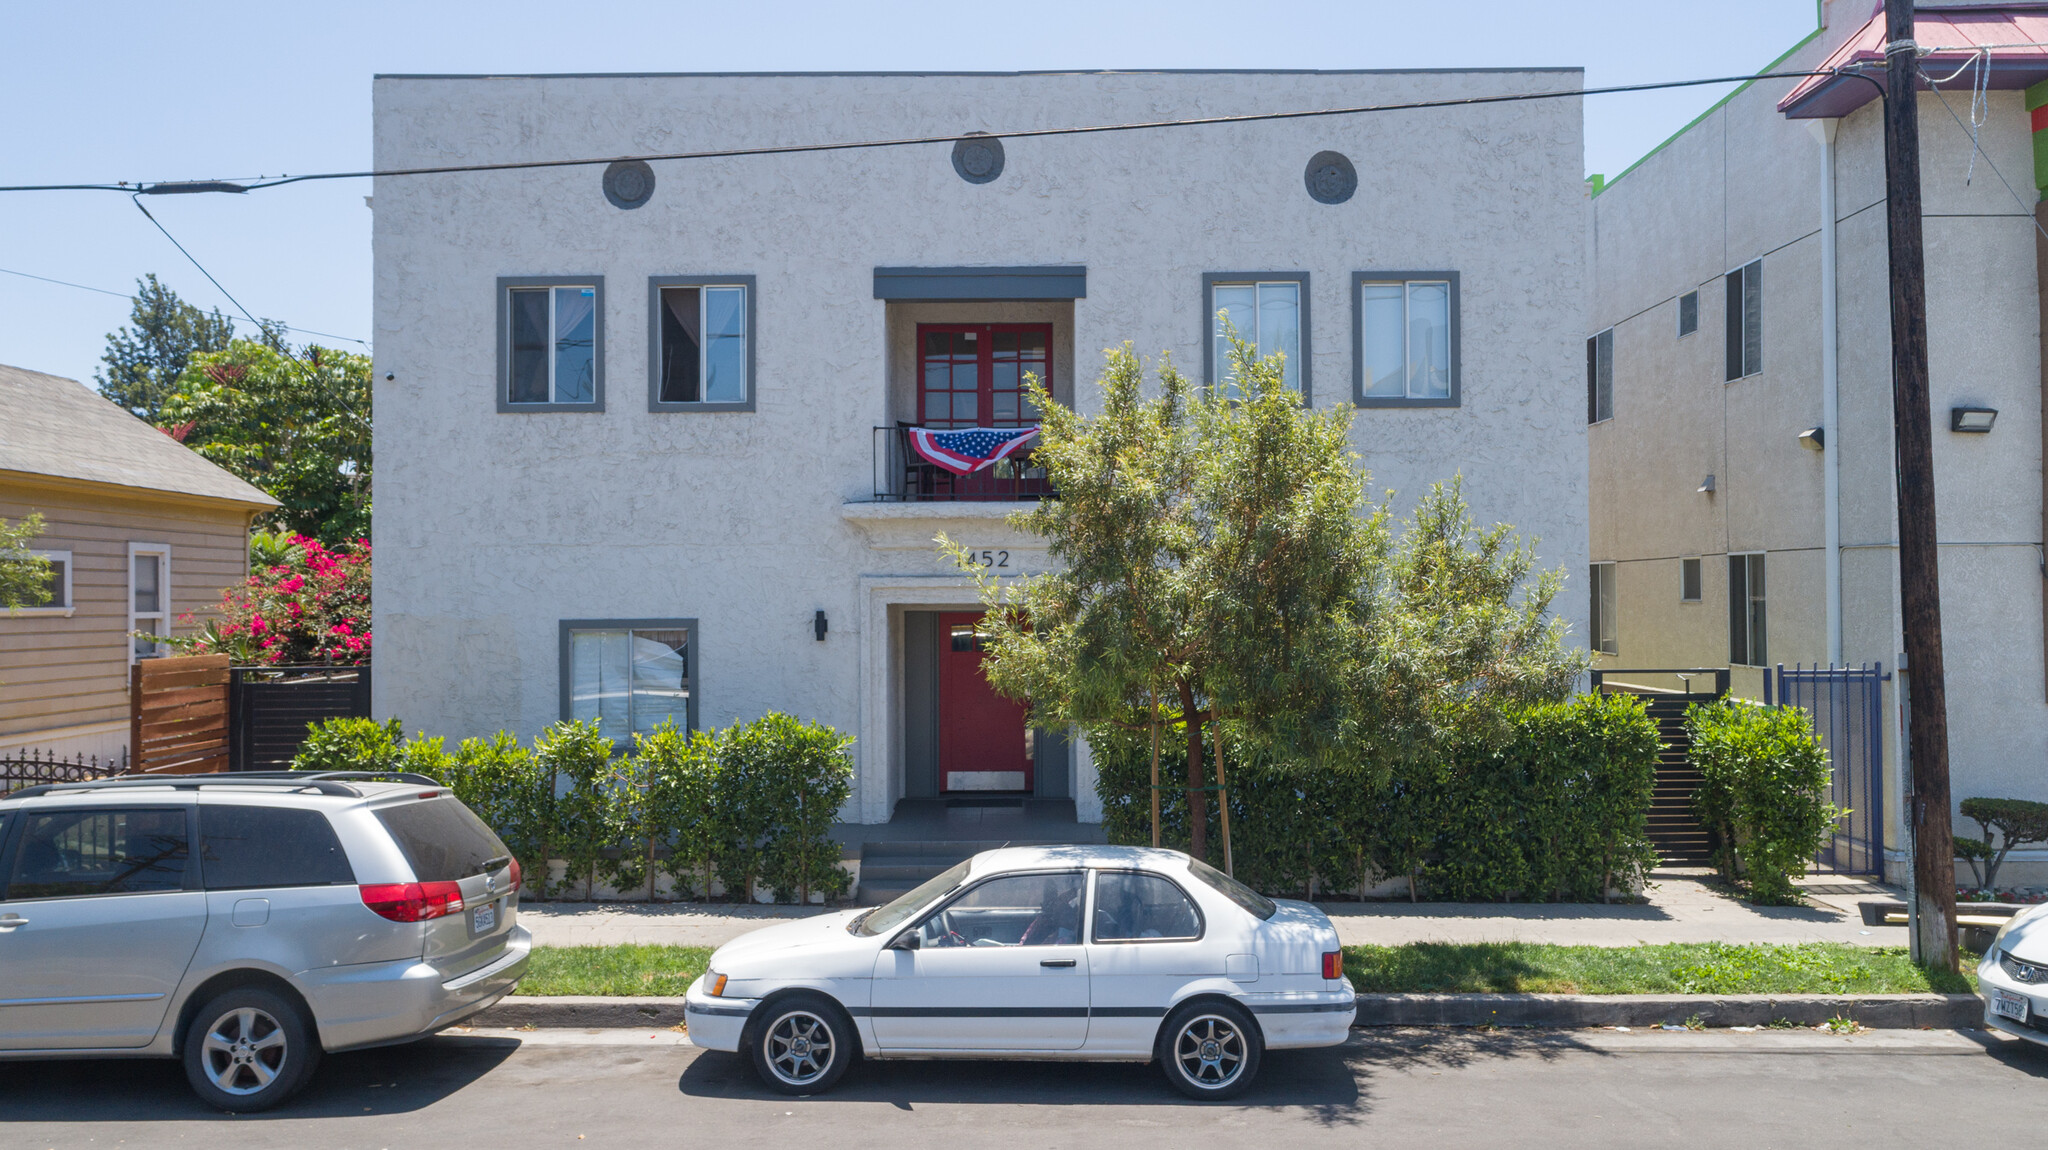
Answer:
[1883,2,1958,971]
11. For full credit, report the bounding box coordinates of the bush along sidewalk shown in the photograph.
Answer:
[293,711,854,903]
[1090,692,1661,902]
[1685,700,1839,906]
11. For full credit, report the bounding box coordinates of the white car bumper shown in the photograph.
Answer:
[683,973,758,1052]
[1243,985,1357,1049]
[1977,951,2048,1047]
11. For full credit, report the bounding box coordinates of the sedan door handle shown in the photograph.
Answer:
[1040,958,1076,968]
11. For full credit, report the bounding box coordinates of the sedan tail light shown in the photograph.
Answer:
[360,881,466,922]
[1322,951,1343,980]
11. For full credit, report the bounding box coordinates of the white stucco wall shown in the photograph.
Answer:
[371,69,1589,825]
[1588,8,2048,883]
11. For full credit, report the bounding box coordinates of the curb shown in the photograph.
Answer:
[476,992,1983,1032]
[1353,992,1983,1029]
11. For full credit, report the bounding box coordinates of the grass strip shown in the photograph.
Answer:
[1343,942,1976,996]
[516,945,714,997]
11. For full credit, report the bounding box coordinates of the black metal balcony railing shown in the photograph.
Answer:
[872,425,1056,502]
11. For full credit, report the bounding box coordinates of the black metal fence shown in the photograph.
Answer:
[871,425,1055,502]
[1,748,129,793]
[229,664,372,771]
[1768,662,1888,876]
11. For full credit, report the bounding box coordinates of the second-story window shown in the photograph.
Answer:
[1587,328,1613,424]
[1725,260,1762,380]
[500,277,603,411]
[1678,290,1699,337]
[1356,273,1458,406]
[1204,274,1306,396]
[651,276,755,411]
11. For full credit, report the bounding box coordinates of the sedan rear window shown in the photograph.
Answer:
[372,799,510,883]
[1188,857,1276,920]
[201,806,355,890]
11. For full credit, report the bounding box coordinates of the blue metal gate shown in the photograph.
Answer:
[1767,663,1887,875]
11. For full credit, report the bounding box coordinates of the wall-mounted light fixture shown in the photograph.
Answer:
[1698,474,1717,494]
[1951,406,1998,433]
[1798,427,1825,451]
[813,609,829,641]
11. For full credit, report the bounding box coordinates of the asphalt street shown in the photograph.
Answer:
[4,1027,2045,1149]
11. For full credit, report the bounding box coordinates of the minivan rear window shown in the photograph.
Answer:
[201,806,355,890]
[372,799,511,883]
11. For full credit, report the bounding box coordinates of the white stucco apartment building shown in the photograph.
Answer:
[371,69,1589,843]
[1588,2,2048,884]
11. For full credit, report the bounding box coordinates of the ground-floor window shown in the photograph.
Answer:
[1728,553,1767,666]
[559,619,696,743]
[129,544,168,661]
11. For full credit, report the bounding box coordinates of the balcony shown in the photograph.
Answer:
[871,425,1056,503]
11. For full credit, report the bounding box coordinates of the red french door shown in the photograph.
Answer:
[917,324,1052,428]
[936,611,1032,793]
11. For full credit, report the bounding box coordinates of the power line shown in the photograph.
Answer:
[0,68,1878,196]
[0,265,369,346]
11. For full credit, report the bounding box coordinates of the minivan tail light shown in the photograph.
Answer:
[359,881,466,922]
[1322,951,1343,980]
[508,857,523,893]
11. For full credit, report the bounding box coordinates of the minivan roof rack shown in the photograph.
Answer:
[2,770,444,801]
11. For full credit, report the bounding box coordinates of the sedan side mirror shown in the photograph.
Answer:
[889,930,921,951]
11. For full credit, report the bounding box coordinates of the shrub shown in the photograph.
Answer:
[534,720,622,901]
[1956,835,1993,890]
[1091,692,1659,902]
[605,722,720,899]
[1959,797,2048,893]
[741,714,856,904]
[168,534,371,664]
[1687,700,1840,905]
[291,717,403,773]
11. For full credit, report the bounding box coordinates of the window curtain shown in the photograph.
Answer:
[553,287,597,403]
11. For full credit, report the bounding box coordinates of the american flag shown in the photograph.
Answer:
[907,426,1040,475]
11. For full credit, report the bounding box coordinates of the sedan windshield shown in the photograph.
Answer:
[856,859,971,937]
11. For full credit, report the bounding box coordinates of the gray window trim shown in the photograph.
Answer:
[557,618,699,738]
[873,266,1086,301]
[497,276,607,413]
[1680,556,1703,603]
[1351,270,1460,409]
[1677,290,1700,339]
[647,275,757,413]
[1202,271,1312,404]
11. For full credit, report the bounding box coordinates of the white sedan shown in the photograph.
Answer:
[684,845,1355,1099]
[1979,902,2048,1046]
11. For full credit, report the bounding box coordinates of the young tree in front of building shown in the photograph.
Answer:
[950,338,1382,862]
[161,340,373,543]
[96,275,238,421]
[0,514,52,610]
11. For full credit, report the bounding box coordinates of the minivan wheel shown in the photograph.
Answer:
[1157,1000,1263,1101]
[748,993,855,1095]
[182,987,321,1112]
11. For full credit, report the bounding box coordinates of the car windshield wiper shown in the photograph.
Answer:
[846,909,874,934]
[475,855,512,878]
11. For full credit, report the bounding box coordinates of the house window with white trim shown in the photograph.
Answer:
[560,619,696,744]
[16,550,72,614]
[129,546,169,660]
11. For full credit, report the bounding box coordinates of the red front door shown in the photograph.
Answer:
[936,611,1032,792]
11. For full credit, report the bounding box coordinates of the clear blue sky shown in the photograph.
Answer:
[0,0,1821,388]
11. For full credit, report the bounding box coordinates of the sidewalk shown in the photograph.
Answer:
[517,868,1908,950]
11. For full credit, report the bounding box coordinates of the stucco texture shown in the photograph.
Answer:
[372,70,1589,823]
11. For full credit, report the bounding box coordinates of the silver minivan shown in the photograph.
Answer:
[0,771,530,1111]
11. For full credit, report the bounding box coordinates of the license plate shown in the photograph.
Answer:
[1993,988,2030,1022]
[472,901,497,935]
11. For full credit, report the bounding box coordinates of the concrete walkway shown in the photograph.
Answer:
[518,868,1909,950]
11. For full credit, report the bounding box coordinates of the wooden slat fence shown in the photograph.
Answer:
[129,654,231,774]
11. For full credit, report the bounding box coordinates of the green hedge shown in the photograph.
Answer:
[1686,700,1839,905]
[1092,692,1660,902]
[293,712,853,903]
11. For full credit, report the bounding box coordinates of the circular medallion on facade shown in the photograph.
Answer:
[1303,150,1357,205]
[603,160,656,209]
[951,134,1006,184]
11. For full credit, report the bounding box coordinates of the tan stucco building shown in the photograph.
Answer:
[1588,2,2048,885]
[0,363,277,762]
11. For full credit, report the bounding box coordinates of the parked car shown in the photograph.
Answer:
[0,771,530,1111]
[685,845,1355,1099]
[1979,902,2048,1047]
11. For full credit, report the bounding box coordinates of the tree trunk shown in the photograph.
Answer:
[1180,681,1207,860]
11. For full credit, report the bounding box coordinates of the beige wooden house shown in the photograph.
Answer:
[0,363,277,762]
